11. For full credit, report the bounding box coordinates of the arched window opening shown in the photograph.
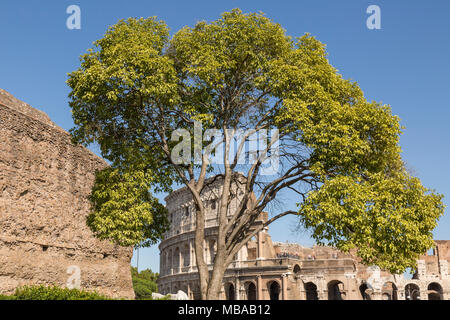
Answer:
[168,249,173,274]
[304,282,318,300]
[246,282,257,300]
[382,282,398,300]
[359,283,371,300]
[225,283,235,300]
[328,281,344,300]
[183,244,190,267]
[174,247,180,272]
[405,283,420,300]
[427,282,443,300]
[208,240,216,264]
[269,281,280,300]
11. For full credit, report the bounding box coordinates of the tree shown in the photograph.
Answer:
[67,9,445,299]
[131,267,159,300]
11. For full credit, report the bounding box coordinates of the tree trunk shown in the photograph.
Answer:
[205,258,227,300]
[194,207,209,300]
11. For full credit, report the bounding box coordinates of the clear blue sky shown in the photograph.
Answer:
[1,0,449,273]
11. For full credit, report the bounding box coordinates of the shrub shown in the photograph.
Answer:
[11,285,111,300]
[131,267,159,300]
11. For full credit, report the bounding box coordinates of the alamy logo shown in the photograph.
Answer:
[66,5,81,30]
[66,265,81,289]
[366,5,381,30]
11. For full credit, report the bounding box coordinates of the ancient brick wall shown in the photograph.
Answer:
[0,89,134,299]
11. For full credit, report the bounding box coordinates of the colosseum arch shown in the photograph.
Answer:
[225,282,235,300]
[160,251,166,273]
[174,247,180,273]
[304,282,319,300]
[427,282,443,300]
[382,281,398,300]
[293,264,301,274]
[405,283,420,300]
[245,281,257,300]
[328,280,345,300]
[209,240,217,264]
[268,280,281,300]
[182,243,190,267]
[359,283,372,300]
[167,249,173,275]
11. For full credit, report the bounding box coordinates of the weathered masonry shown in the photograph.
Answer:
[0,89,134,299]
[157,176,449,300]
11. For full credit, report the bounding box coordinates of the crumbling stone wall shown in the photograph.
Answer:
[0,89,134,299]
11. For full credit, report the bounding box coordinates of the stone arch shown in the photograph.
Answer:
[359,283,372,300]
[405,283,420,300]
[245,281,257,300]
[268,280,281,300]
[304,282,318,300]
[293,264,301,274]
[168,249,173,274]
[225,282,235,300]
[174,247,180,272]
[182,243,190,267]
[209,240,216,264]
[427,282,443,300]
[327,280,345,300]
[382,281,398,300]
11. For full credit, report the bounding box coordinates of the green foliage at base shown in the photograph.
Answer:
[131,266,160,300]
[0,285,111,300]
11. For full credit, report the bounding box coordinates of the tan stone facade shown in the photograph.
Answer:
[158,179,449,300]
[0,89,135,299]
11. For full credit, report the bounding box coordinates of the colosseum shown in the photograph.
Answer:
[157,176,450,300]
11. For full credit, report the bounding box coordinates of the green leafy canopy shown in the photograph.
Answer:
[87,167,169,247]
